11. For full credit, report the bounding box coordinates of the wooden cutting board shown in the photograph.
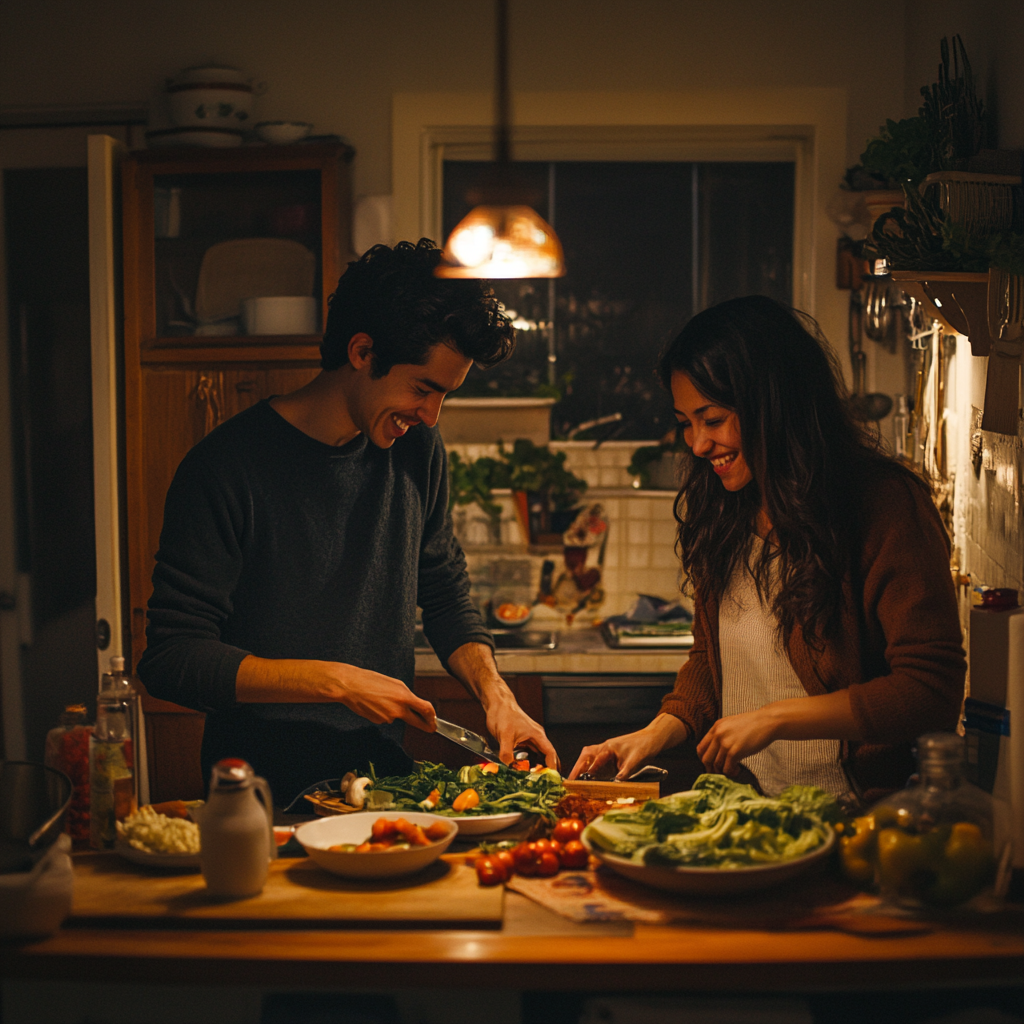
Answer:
[69,853,503,929]
[562,780,660,801]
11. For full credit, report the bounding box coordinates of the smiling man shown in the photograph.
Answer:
[139,239,557,804]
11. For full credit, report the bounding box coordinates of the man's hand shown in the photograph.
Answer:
[446,642,559,769]
[485,699,559,769]
[236,655,436,731]
[569,714,688,780]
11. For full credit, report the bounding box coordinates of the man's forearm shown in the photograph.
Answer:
[445,642,516,710]
[235,654,346,703]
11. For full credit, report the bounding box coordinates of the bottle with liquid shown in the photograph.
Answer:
[89,656,138,849]
[45,704,93,847]
[870,733,998,908]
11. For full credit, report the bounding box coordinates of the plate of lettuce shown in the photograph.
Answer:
[581,774,840,895]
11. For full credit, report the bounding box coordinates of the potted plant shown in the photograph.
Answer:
[496,439,588,546]
[447,451,505,545]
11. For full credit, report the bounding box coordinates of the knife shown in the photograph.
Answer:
[429,715,532,765]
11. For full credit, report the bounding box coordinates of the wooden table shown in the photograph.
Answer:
[3,886,1022,994]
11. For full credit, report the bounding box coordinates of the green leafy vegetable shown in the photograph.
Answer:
[585,774,839,869]
[344,762,566,822]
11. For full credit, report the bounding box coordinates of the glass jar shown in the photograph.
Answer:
[89,657,138,849]
[871,732,996,908]
[44,704,93,848]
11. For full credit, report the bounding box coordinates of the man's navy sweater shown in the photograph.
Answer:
[137,400,491,801]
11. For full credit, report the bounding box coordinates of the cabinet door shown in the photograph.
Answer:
[129,365,317,665]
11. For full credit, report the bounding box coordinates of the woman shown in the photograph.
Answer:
[570,296,965,803]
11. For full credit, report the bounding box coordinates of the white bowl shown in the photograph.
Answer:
[146,127,244,149]
[582,816,836,896]
[241,295,318,335]
[295,811,458,879]
[255,121,313,144]
[167,85,254,129]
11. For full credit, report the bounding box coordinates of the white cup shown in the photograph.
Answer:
[241,296,318,336]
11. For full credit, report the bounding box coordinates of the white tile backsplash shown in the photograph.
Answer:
[447,441,683,618]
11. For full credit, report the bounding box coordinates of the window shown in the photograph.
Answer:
[443,160,794,440]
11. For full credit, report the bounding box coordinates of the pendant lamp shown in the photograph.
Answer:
[436,0,564,279]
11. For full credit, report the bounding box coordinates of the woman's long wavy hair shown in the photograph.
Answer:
[659,295,924,646]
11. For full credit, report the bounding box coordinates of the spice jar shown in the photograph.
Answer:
[840,732,997,907]
[44,704,92,848]
[89,657,138,849]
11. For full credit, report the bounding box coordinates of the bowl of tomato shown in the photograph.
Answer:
[491,600,533,628]
[295,812,458,879]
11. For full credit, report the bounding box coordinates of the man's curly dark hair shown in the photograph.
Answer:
[320,238,516,377]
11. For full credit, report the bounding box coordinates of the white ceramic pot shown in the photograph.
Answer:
[167,66,254,129]
[241,296,318,335]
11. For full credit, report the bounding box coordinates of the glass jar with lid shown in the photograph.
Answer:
[870,732,997,907]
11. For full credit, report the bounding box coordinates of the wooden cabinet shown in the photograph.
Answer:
[120,143,354,797]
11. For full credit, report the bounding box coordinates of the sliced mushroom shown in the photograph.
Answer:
[346,777,372,809]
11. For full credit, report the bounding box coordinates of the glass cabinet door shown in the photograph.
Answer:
[152,168,324,339]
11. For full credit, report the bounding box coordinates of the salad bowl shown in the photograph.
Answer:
[296,811,457,879]
[581,822,835,896]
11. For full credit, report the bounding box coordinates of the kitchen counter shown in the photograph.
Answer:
[415,625,690,675]
[3,871,1021,994]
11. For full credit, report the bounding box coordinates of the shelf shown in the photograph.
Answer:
[889,271,991,355]
[140,342,322,365]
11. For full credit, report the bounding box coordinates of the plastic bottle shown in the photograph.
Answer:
[44,705,92,848]
[89,657,138,849]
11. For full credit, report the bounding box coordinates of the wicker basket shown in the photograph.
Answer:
[920,171,1021,235]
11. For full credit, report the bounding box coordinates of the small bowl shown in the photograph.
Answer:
[295,811,457,879]
[492,601,533,628]
[255,121,313,144]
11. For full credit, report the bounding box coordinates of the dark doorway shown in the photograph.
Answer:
[4,167,97,758]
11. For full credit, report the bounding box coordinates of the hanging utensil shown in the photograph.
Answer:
[848,289,894,421]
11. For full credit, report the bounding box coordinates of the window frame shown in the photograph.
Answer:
[392,89,848,366]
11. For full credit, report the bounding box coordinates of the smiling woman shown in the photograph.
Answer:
[570,296,966,807]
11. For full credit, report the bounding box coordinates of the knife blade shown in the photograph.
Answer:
[433,717,500,761]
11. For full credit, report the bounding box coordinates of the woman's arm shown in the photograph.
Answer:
[696,689,859,777]
[569,713,690,780]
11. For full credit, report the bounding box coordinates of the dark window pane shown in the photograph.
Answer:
[441,159,793,439]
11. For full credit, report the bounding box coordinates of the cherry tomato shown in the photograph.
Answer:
[494,850,516,877]
[559,840,588,870]
[532,839,554,854]
[475,855,507,886]
[536,850,561,876]
[553,818,584,843]
[512,842,539,876]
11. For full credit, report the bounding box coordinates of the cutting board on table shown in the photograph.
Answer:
[69,853,503,929]
[563,780,660,801]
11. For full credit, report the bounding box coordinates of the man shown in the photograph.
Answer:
[139,239,558,804]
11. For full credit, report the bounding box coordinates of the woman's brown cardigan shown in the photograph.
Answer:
[659,469,967,800]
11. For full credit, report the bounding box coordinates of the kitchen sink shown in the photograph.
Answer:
[414,628,557,652]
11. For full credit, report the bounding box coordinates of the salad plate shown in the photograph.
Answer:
[581,823,835,896]
[581,776,841,896]
[447,812,523,836]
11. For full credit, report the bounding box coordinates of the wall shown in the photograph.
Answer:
[1,0,906,195]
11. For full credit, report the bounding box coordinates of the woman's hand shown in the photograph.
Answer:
[696,691,860,777]
[696,707,781,777]
[569,714,688,781]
